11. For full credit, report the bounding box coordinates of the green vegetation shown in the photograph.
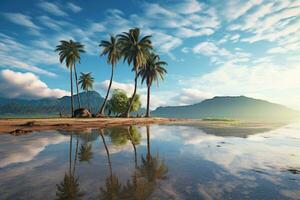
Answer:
[106,89,141,116]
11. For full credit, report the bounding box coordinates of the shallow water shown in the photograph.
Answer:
[0,123,299,200]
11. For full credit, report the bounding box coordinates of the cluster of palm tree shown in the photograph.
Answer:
[56,28,167,118]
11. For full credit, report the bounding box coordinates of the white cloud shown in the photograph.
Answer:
[168,0,203,14]
[95,80,134,96]
[3,13,40,30]
[193,42,231,57]
[223,0,263,21]
[0,133,68,168]
[0,33,59,75]
[176,27,214,38]
[37,2,67,16]
[67,2,82,13]
[179,60,300,109]
[171,88,214,105]
[0,70,69,99]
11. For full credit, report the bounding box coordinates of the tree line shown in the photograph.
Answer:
[56,28,167,118]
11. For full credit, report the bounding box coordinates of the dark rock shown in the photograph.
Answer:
[10,129,32,136]
[74,108,92,118]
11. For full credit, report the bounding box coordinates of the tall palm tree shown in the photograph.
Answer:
[118,28,152,117]
[56,40,85,116]
[79,72,94,112]
[139,53,167,117]
[98,36,121,116]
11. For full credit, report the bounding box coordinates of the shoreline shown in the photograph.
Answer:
[0,117,194,135]
[0,117,290,136]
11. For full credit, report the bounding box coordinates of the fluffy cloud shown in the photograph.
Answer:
[179,60,300,109]
[0,133,68,168]
[170,88,214,105]
[95,80,134,96]
[193,42,231,57]
[0,33,58,76]
[67,2,82,13]
[228,0,300,46]
[37,2,67,16]
[0,70,69,99]
[2,13,40,31]
[223,0,263,21]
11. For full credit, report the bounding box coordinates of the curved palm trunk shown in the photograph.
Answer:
[146,125,151,162]
[123,70,138,118]
[70,67,74,117]
[146,85,151,117]
[74,64,81,109]
[99,64,114,115]
[100,130,112,178]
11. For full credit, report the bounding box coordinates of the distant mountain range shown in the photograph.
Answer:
[0,93,298,119]
[0,91,104,117]
[151,96,299,120]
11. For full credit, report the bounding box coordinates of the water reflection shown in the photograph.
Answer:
[99,126,168,200]
[56,132,85,199]
[0,123,299,199]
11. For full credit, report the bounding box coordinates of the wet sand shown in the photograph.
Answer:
[0,117,193,134]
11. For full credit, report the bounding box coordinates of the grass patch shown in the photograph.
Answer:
[202,118,238,122]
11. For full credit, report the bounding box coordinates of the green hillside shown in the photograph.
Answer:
[152,96,299,120]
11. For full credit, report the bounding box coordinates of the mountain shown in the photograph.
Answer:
[0,91,104,117]
[152,96,300,120]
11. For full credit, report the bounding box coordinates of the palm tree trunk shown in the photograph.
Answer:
[73,137,79,176]
[146,125,151,162]
[86,89,90,112]
[74,64,81,109]
[146,85,151,117]
[69,133,73,176]
[99,64,114,115]
[70,67,74,117]
[100,129,112,178]
[124,70,138,118]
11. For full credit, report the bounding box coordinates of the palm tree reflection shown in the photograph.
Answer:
[78,143,93,163]
[56,132,85,199]
[98,125,168,199]
[99,129,123,200]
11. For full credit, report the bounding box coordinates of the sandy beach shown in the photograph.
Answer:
[0,117,194,134]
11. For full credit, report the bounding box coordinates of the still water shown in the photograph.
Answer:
[0,123,299,200]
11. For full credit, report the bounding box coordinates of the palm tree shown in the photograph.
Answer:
[98,36,121,116]
[79,72,94,112]
[118,28,152,117]
[139,53,167,117]
[56,40,85,116]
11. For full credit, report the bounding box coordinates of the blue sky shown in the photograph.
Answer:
[0,0,300,109]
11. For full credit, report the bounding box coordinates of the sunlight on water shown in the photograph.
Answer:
[0,123,299,200]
